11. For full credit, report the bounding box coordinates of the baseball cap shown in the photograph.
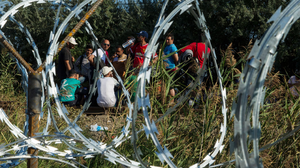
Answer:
[137,31,148,39]
[102,66,113,76]
[69,37,78,45]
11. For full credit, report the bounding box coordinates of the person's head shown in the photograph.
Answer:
[166,33,174,45]
[101,39,110,51]
[85,44,93,56]
[67,37,78,49]
[137,31,148,43]
[102,66,113,77]
[116,45,124,56]
[68,69,78,79]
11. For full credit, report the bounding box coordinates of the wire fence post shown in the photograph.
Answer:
[27,72,42,168]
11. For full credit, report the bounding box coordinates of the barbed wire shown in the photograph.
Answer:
[1,0,300,167]
[231,0,300,167]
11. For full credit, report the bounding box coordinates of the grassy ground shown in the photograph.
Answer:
[1,42,300,167]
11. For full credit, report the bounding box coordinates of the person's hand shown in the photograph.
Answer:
[112,54,118,59]
[129,42,134,47]
[72,56,75,62]
[87,55,94,64]
[86,52,91,57]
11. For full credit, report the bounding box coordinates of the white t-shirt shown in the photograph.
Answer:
[92,48,106,63]
[97,77,119,107]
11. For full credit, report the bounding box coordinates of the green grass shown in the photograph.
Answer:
[1,42,300,167]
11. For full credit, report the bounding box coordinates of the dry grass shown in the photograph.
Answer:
[1,41,300,167]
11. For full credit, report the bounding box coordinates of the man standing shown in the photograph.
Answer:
[163,33,179,70]
[88,39,110,68]
[57,37,78,82]
[130,31,158,68]
[97,66,120,107]
[163,33,179,101]
[112,45,128,81]
[74,44,94,84]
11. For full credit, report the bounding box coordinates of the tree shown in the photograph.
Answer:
[2,0,299,75]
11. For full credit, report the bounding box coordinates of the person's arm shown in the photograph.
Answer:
[125,46,131,55]
[172,53,179,65]
[129,45,136,62]
[88,55,95,67]
[113,78,121,90]
[149,53,158,66]
[74,56,82,74]
[152,56,158,64]
[64,60,72,71]
[111,53,118,62]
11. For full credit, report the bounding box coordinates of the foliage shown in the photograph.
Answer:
[199,0,300,75]
[200,0,287,50]
[2,0,300,167]
[2,0,300,77]
[1,41,300,167]
[0,48,23,97]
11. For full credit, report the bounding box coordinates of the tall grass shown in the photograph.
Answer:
[1,41,300,167]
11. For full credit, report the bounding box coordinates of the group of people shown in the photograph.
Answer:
[57,31,211,108]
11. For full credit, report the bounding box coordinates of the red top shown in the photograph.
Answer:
[130,43,157,68]
[105,51,109,65]
[178,42,210,68]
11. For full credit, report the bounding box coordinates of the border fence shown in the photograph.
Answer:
[1,0,300,168]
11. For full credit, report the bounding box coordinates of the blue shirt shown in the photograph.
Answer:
[163,44,178,69]
[59,78,81,102]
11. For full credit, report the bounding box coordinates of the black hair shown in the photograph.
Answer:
[68,69,77,77]
[167,33,174,40]
[86,44,93,49]
[116,45,124,50]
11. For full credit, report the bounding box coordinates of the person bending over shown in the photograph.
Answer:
[59,69,88,107]
[177,42,211,88]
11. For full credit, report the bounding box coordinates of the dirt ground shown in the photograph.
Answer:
[78,112,129,142]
